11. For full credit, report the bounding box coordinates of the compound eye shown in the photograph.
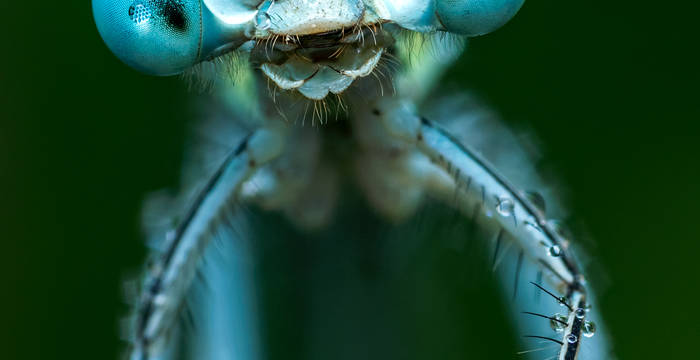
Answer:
[93,0,202,76]
[436,0,525,36]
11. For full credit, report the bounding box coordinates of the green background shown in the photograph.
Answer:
[2,1,698,359]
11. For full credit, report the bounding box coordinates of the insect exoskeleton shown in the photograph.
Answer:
[93,1,615,360]
[93,0,525,88]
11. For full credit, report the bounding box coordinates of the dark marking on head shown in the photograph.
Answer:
[161,1,188,32]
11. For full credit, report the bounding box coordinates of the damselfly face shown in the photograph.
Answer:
[94,0,524,97]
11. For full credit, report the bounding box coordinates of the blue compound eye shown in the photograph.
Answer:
[93,0,203,76]
[436,0,525,36]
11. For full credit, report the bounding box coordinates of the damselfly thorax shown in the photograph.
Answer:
[93,1,613,359]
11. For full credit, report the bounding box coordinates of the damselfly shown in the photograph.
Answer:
[93,1,614,359]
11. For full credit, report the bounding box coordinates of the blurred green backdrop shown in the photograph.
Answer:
[2,1,699,359]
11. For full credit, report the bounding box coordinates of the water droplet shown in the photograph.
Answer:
[496,197,514,217]
[550,313,568,332]
[558,296,570,308]
[526,191,546,214]
[548,244,562,257]
[575,308,586,319]
[566,334,578,344]
[582,321,597,338]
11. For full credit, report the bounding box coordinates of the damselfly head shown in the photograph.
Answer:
[94,0,525,83]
